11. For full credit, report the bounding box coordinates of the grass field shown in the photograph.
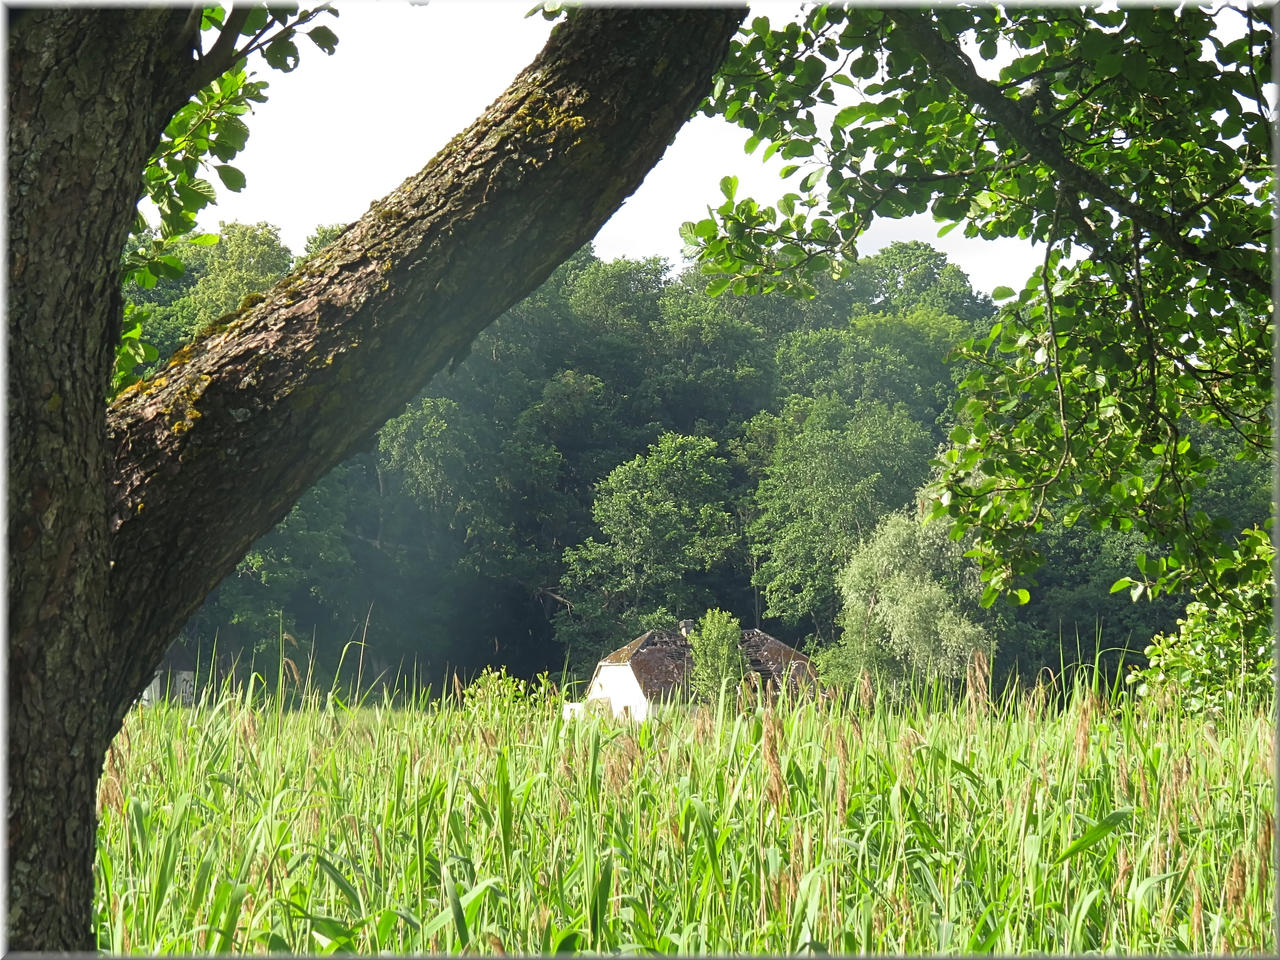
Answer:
[94,664,1275,953]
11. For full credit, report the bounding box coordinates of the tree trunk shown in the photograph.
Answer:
[6,7,743,950]
[7,9,208,949]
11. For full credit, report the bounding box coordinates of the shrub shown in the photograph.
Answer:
[1127,589,1274,716]
[1126,525,1274,715]
[688,608,745,703]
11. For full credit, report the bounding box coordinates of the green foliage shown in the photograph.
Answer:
[774,301,978,437]
[749,397,933,640]
[819,510,990,686]
[1126,525,1275,715]
[558,433,738,663]
[688,608,745,703]
[113,3,340,396]
[153,233,1223,693]
[300,222,347,260]
[111,304,161,395]
[837,241,992,328]
[144,221,294,363]
[141,64,263,240]
[690,6,1272,621]
[460,667,558,720]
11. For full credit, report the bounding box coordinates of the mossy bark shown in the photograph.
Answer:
[7,7,743,950]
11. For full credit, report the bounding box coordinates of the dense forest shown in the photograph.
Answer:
[132,222,1268,691]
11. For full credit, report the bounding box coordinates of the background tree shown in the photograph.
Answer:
[164,231,1164,689]
[821,509,992,687]
[749,396,934,642]
[557,433,739,666]
[142,221,295,363]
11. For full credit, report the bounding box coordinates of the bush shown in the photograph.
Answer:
[688,609,745,703]
[1126,525,1274,715]
[1126,589,1274,716]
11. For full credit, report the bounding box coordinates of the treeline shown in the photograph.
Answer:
[131,222,1268,690]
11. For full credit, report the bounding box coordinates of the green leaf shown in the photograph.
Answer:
[184,178,218,203]
[833,105,860,129]
[175,181,213,211]
[720,175,739,201]
[446,876,468,946]
[214,164,247,192]
[307,24,339,55]
[239,7,269,35]
[991,285,1016,301]
[1052,808,1133,864]
[314,855,364,913]
[152,255,186,280]
[264,37,300,72]
[705,276,733,297]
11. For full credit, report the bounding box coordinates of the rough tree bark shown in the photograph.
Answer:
[6,7,743,950]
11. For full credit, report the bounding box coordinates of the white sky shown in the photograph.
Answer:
[201,0,1043,296]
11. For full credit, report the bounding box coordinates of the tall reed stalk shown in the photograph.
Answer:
[94,662,1274,953]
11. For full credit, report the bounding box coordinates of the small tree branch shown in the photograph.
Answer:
[187,7,252,92]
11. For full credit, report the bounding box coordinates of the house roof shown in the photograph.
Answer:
[599,628,693,699]
[596,625,815,698]
[740,628,815,687]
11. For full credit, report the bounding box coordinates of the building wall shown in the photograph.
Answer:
[138,669,195,707]
[585,663,650,720]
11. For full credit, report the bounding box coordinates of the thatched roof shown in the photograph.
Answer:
[597,624,815,699]
[740,628,816,690]
[599,628,693,699]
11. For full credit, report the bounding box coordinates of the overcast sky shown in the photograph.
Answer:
[200,0,1043,295]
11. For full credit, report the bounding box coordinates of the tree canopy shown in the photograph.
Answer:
[686,4,1272,617]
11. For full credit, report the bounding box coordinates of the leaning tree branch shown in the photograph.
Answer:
[885,10,1268,298]
[103,8,745,706]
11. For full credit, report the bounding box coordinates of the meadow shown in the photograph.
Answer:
[94,664,1275,954]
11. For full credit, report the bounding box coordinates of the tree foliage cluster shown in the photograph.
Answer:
[687,4,1273,644]
[131,229,1267,690]
[688,608,747,704]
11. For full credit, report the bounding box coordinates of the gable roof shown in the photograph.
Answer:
[740,628,815,689]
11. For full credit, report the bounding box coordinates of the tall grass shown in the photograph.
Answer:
[94,663,1274,953]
